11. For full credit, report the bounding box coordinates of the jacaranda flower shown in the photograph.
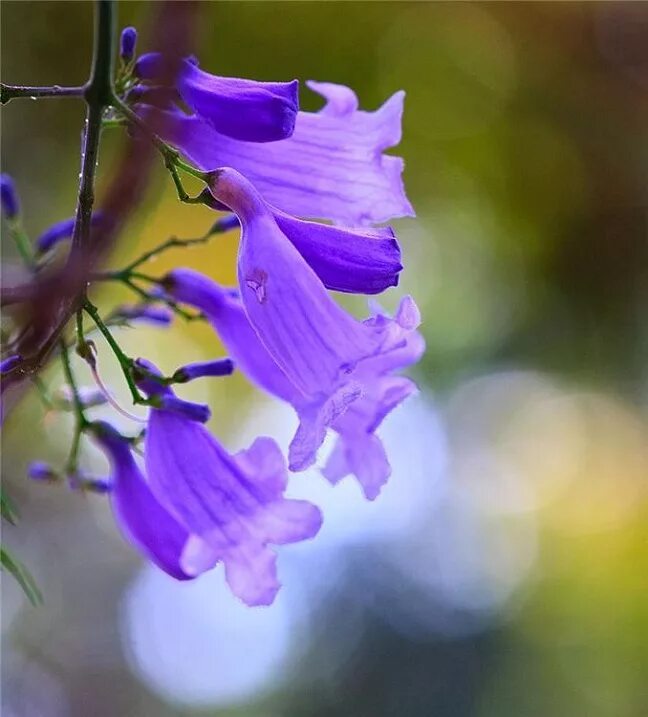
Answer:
[134,359,323,605]
[135,53,298,143]
[163,264,423,499]
[144,81,413,225]
[90,421,213,580]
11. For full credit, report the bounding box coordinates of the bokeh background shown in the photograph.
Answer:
[2,2,648,716]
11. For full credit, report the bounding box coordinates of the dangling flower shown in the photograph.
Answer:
[90,421,214,580]
[142,81,413,225]
[134,359,322,605]
[163,267,424,499]
[134,53,298,143]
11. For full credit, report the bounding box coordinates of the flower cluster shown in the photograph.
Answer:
[2,26,423,606]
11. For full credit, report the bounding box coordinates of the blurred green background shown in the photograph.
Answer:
[2,2,647,716]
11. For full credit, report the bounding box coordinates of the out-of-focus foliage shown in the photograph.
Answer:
[2,3,647,717]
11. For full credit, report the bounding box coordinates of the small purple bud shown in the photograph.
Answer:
[156,395,211,423]
[36,213,103,254]
[1,354,22,374]
[208,213,240,235]
[68,471,112,494]
[173,358,235,383]
[28,461,59,482]
[120,26,138,62]
[114,304,173,326]
[0,174,20,219]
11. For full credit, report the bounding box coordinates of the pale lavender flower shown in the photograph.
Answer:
[134,359,322,605]
[164,267,424,499]
[90,421,211,580]
[145,81,413,225]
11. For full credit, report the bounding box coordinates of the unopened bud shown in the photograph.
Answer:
[0,174,19,219]
[120,26,138,63]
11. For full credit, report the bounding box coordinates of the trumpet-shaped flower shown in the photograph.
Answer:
[164,266,424,499]
[140,81,413,225]
[90,421,210,580]
[134,360,322,605]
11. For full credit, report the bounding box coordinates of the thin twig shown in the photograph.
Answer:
[0,84,85,104]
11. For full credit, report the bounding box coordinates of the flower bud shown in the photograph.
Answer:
[0,354,21,374]
[172,358,235,383]
[28,462,59,483]
[120,26,137,63]
[0,174,20,220]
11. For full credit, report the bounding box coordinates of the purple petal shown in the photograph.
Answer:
[322,375,418,499]
[212,169,415,397]
[136,53,298,142]
[164,264,424,493]
[144,410,321,605]
[273,210,402,294]
[152,81,413,224]
[91,422,208,580]
[163,269,304,404]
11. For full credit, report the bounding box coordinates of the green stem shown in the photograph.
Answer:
[83,299,144,405]
[7,219,35,270]
[60,341,89,473]
[111,94,210,193]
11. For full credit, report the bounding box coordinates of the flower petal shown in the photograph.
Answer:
[136,53,298,142]
[91,422,207,580]
[146,80,413,224]
[144,405,321,605]
[273,210,402,294]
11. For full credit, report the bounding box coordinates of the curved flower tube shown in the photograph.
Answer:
[90,421,210,580]
[163,267,424,499]
[135,360,322,605]
[135,53,298,143]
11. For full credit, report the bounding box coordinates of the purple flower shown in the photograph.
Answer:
[90,421,213,580]
[135,359,322,605]
[135,53,298,143]
[36,213,104,254]
[120,26,137,63]
[164,267,424,499]
[145,81,413,225]
[0,174,19,219]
